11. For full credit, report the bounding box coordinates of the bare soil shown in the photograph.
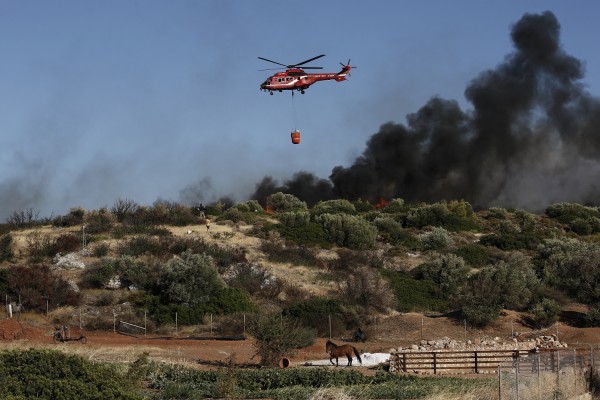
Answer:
[2,306,599,373]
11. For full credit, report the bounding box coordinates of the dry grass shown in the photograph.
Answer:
[500,367,588,400]
[309,387,357,400]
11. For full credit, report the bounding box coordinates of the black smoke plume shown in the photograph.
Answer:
[252,11,600,211]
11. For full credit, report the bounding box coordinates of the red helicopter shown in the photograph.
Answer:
[258,54,353,95]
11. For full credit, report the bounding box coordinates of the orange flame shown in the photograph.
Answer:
[373,198,389,209]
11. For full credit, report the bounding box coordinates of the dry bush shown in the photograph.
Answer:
[214,313,246,336]
[500,367,587,400]
[281,284,310,304]
[338,266,394,311]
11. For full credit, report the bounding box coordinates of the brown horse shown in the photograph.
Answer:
[325,340,362,367]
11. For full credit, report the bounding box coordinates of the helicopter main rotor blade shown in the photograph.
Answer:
[293,54,325,67]
[258,57,288,67]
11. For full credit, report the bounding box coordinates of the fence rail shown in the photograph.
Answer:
[391,349,530,374]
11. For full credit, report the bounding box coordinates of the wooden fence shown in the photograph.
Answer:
[390,349,531,374]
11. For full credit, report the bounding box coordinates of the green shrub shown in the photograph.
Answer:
[279,211,310,228]
[233,200,263,213]
[460,253,541,317]
[461,296,501,327]
[418,226,454,251]
[141,361,494,399]
[315,213,376,249]
[311,199,356,216]
[453,243,493,268]
[82,259,117,288]
[546,202,600,222]
[0,349,142,400]
[218,207,245,223]
[267,192,307,212]
[406,200,479,231]
[52,207,85,227]
[479,220,540,250]
[160,250,225,306]
[382,270,449,312]
[570,218,593,235]
[529,298,561,328]
[93,242,110,257]
[166,237,246,270]
[373,217,417,247]
[487,207,509,219]
[275,222,332,248]
[380,198,407,214]
[118,235,167,257]
[536,238,600,304]
[145,287,253,326]
[413,253,469,299]
[352,198,373,212]
[246,312,316,367]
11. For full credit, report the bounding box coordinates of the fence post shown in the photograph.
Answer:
[535,354,542,398]
[498,364,502,400]
[175,312,178,336]
[591,346,595,394]
[144,311,147,336]
[433,352,437,375]
[328,315,331,339]
[515,358,519,400]
[556,350,560,393]
[475,351,479,374]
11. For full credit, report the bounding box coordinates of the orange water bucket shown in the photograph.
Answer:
[291,130,300,144]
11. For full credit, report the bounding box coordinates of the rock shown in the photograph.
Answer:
[53,252,86,269]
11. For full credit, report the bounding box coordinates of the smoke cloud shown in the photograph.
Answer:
[252,11,600,211]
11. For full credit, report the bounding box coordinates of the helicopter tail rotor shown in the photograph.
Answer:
[337,59,356,77]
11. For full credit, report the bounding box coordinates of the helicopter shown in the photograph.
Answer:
[258,54,353,95]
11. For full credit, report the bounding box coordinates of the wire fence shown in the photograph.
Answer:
[497,348,594,400]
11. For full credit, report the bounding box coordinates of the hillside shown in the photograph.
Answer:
[1,198,600,368]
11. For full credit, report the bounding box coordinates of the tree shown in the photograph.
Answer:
[460,253,541,326]
[160,250,225,306]
[246,312,315,367]
[415,253,469,299]
[537,238,600,304]
[111,198,139,222]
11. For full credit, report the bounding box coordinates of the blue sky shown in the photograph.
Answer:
[2,1,600,219]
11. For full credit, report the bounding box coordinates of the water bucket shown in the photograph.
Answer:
[291,130,300,144]
[279,357,290,368]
